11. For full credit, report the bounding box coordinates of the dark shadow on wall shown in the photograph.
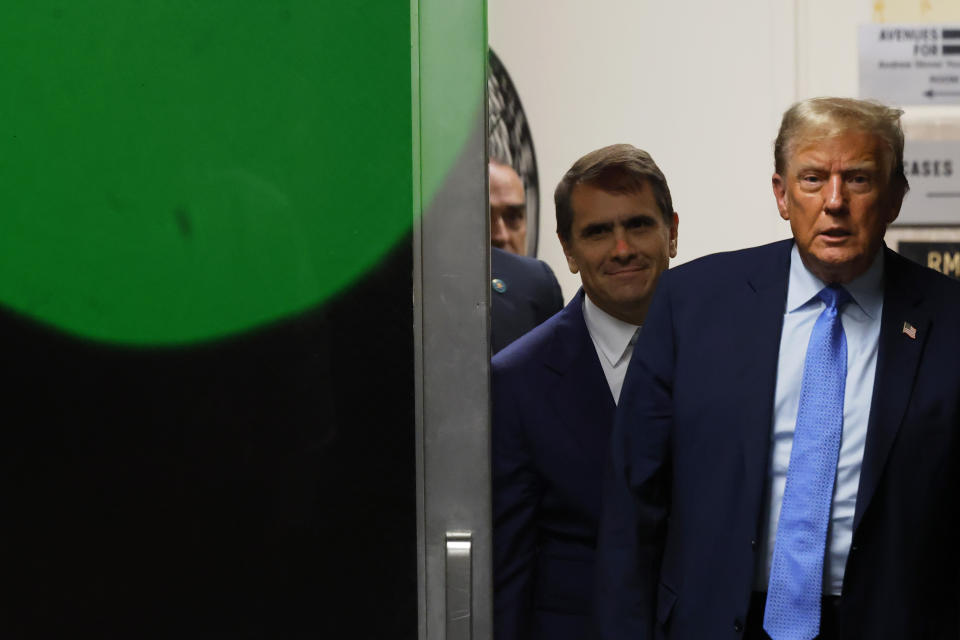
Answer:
[0,235,416,639]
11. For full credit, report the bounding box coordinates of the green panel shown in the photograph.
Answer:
[418,0,487,205]
[0,2,414,345]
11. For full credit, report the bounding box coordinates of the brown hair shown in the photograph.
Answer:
[554,144,673,242]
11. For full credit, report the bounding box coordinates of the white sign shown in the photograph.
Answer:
[898,139,960,225]
[859,24,960,105]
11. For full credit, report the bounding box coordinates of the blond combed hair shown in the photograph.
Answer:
[774,97,909,195]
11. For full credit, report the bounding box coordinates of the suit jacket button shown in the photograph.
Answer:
[734,619,743,633]
[750,539,758,550]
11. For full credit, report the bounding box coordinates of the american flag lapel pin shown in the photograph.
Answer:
[902,321,917,340]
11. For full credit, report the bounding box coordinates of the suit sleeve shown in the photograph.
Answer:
[595,271,676,640]
[492,361,542,640]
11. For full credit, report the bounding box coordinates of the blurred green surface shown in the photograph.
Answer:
[0,2,430,344]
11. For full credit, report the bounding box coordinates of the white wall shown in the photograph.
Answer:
[488,0,891,300]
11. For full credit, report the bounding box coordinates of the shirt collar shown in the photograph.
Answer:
[786,243,884,318]
[582,293,642,366]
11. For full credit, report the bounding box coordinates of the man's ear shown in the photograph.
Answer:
[668,212,679,259]
[772,173,789,220]
[884,180,906,226]
[558,233,579,274]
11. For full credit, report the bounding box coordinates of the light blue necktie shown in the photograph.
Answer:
[764,285,851,640]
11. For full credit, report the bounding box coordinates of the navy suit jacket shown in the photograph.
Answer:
[597,240,960,639]
[491,247,564,355]
[493,290,613,640]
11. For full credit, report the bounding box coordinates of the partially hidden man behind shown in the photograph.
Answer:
[489,159,564,354]
[493,145,679,639]
[597,97,960,640]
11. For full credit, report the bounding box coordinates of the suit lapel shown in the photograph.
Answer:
[853,249,929,531]
[740,242,792,512]
[543,291,616,459]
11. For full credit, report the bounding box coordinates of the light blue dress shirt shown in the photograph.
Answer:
[758,244,884,596]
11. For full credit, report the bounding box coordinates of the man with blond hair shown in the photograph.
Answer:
[598,98,960,639]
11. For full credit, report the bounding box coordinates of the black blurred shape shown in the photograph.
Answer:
[1,238,416,638]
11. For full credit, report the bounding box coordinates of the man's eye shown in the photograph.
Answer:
[625,218,653,230]
[582,227,609,238]
[502,208,525,225]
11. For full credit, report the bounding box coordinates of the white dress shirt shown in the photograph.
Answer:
[582,294,641,404]
[758,244,884,596]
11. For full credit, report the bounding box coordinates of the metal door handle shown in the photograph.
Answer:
[445,532,472,640]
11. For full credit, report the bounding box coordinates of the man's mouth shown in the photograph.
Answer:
[606,265,647,276]
[820,228,852,239]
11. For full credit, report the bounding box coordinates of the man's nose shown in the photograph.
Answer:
[491,213,508,247]
[612,228,633,258]
[824,174,845,213]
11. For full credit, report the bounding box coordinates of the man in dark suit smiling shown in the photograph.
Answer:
[492,144,678,640]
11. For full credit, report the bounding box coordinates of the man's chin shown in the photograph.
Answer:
[806,248,871,283]
[613,289,653,311]
[609,281,651,300]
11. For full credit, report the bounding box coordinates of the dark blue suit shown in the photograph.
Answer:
[491,247,564,355]
[597,240,960,639]
[493,290,613,640]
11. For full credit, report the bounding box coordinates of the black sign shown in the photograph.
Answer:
[897,241,960,279]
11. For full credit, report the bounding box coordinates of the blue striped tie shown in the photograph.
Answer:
[764,285,851,640]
